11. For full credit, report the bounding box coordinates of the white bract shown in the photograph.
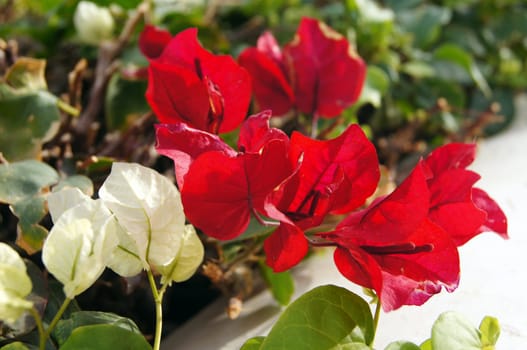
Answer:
[47,187,91,223]
[73,1,115,45]
[42,199,118,298]
[99,162,203,282]
[157,225,204,285]
[0,243,33,324]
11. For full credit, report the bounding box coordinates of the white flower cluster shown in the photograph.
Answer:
[0,163,204,324]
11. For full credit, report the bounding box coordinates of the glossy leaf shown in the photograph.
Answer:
[0,342,30,350]
[53,311,142,347]
[0,160,58,204]
[11,196,48,253]
[256,285,374,349]
[60,324,151,350]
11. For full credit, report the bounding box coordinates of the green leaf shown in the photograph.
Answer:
[397,5,451,48]
[52,175,94,196]
[59,324,151,350]
[359,65,390,107]
[419,339,432,350]
[257,285,374,349]
[431,311,482,350]
[385,341,421,350]
[401,61,435,78]
[240,336,266,350]
[53,311,142,347]
[0,160,58,252]
[0,342,30,350]
[104,74,149,131]
[0,84,60,161]
[433,44,491,97]
[479,316,500,347]
[0,160,58,203]
[259,262,294,306]
[226,216,278,243]
[4,58,48,91]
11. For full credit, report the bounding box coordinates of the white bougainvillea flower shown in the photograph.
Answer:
[157,225,204,285]
[42,199,118,299]
[106,222,144,277]
[73,1,114,45]
[99,162,191,272]
[0,243,33,324]
[47,187,91,223]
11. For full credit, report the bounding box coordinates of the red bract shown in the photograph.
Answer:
[319,164,460,311]
[157,112,298,240]
[424,143,508,245]
[139,25,171,59]
[143,27,251,133]
[239,17,366,118]
[262,124,379,272]
[275,124,379,229]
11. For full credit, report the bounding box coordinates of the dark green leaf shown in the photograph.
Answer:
[227,217,278,243]
[0,84,60,161]
[104,74,149,131]
[433,44,490,96]
[257,285,374,349]
[259,262,294,306]
[0,160,58,203]
[397,5,451,48]
[59,324,151,350]
[54,311,143,347]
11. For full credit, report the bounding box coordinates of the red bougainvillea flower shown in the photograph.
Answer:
[423,143,508,246]
[142,26,251,133]
[319,164,460,312]
[156,111,299,240]
[261,123,379,272]
[239,17,366,118]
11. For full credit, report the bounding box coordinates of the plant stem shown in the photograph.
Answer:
[41,297,72,350]
[29,307,46,350]
[147,270,165,350]
[371,298,382,348]
[56,99,80,116]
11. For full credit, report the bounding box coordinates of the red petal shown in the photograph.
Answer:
[284,17,366,117]
[182,140,294,240]
[472,188,508,239]
[333,246,383,295]
[157,28,251,133]
[237,110,289,153]
[155,123,236,188]
[264,223,309,272]
[277,124,379,228]
[427,169,486,246]
[337,162,429,244]
[424,143,476,176]
[146,61,209,128]
[377,220,460,311]
[238,47,294,116]
[256,31,284,64]
[139,25,172,59]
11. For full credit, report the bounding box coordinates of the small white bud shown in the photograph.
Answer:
[73,1,115,45]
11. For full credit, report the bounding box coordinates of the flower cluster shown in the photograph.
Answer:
[141,17,508,311]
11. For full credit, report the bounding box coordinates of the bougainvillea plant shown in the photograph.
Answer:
[0,8,508,350]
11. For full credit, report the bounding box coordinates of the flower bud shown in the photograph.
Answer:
[73,1,115,45]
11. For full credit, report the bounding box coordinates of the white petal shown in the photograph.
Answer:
[99,162,186,268]
[157,225,204,285]
[47,187,91,223]
[0,288,33,325]
[0,242,26,272]
[42,200,118,298]
[107,222,144,277]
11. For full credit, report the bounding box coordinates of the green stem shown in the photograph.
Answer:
[41,297,72,350]
[147,270,164,350]
[29,307,46,350]
[56,99,80,117]
[371,298,382,348]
